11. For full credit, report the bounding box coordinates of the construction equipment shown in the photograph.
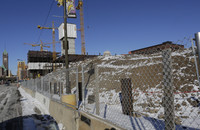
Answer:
[38,21,61,71]
[76,0,86,55]
[24,40,50,51]
[37,21,58,61]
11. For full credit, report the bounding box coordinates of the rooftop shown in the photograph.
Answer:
[3,50,8,55]
[1,65,7,71]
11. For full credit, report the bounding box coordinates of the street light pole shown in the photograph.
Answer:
[64,0,71,94]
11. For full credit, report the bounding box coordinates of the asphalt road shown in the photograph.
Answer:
[0,85,22,122]
[0,85,59,130]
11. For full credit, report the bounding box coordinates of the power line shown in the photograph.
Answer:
[36,0,55,43]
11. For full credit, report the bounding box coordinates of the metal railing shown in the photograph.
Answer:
[21,67,79,106]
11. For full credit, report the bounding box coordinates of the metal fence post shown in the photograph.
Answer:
[57,81,58,94]
[120,78,133,116]
[59,82,61,96]
[82,65,85,110]
[95,65,100,115]
[195,32,200,65]
[53,81,55,95]
[41,77,44,93]
[49,79,51,94]
[191,38,200,92]
[33,79,35,91]
[35,79,37,92]
[162,49,175,130]
[76,67,79,107]
[36,78,38,92]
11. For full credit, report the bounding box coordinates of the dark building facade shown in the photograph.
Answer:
[0,67,3,77]
[27,50,98,79]
[3,50,8,76]
[27,50,54,79]
[129,41,184,55]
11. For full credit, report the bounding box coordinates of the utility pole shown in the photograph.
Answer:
[64,0,70,94]
[52,21,56,64]
[52,21,56,71]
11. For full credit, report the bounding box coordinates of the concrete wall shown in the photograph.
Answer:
[22,87,35,97]
[35,92,50,111]
[78,112,124,130]
[20,86,123,130]
[49,100,77,130]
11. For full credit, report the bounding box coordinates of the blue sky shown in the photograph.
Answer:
[1,0,200,75]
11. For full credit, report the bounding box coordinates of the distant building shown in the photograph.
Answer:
[17,61,27,80]
[27,50,98,79]
[129,41,184,55]
[2,50,8,76]
[0,67,3,77]
[103,51,111,57]
[8,70,12,77]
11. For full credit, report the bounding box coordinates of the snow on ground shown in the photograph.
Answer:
[77,48,199,129]
[19,87,66,130]
[81,86,200,129]
[52,94,61,101]
[0,86,22,122]
[171,49,192,57]
[18,87,49,116]
[58,123,65,130]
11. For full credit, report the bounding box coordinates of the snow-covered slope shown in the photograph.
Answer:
[45,48,200,129]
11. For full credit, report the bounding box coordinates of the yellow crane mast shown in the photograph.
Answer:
[37,21,61,71]
[77,0,86,55]
[37,21,58,61]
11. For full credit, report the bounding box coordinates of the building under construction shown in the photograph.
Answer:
[55,54,97,63]
[27,50,98,79]
[17,61,27,80]
[27,50,56,78]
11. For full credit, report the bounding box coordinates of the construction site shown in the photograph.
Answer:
[17,0,98,80]
[1,0,200,130]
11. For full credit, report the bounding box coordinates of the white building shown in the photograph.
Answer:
[58,23,77,55]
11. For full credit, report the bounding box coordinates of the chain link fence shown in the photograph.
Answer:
[21,67,79,105]
[21,38,200,129]
[80,62,96,112]
[79,40,200,129]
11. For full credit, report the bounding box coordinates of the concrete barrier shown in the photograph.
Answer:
[49,100,77,130]
[20,86,123,130]
[35,92,50,111]
[61,94,77,109]
[78,111,124,130]
[21,87,35,98]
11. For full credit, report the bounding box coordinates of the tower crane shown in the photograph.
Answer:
[37,21,58,61]
[24,40,50,51]
[76,0,86,55]
[37,21,61,71]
